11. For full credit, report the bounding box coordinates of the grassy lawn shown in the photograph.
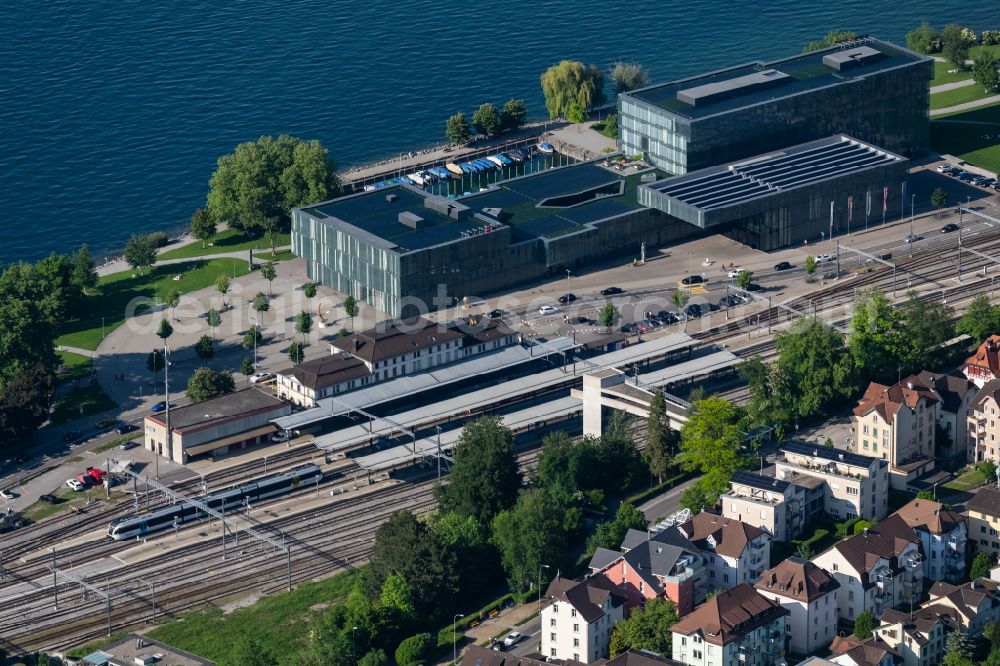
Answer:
[91,433,140,454]
[771,518,839,564]
[942,467,989,493]
[933,99,1000,120]
[158,228,292,261]
[21,486,78,522]
[56,349,94,384]
[146,570,357,665]
[592,118,618,139]
[54,257,257,351]
[931,105,1000,173]
[50,384,117,425]
[931,82,998,110]
[931,61,972,87]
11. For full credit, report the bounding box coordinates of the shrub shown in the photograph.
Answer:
[395,633,432,666]
[147,231,169,247]
[982,31,1000,46]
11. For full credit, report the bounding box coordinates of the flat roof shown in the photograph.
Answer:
[635,349,738,385]
[626,38,927,120]
[781,440,878,468]
[88,634,214,666]
[148,388,286,432]
[730,470,791,494]
[642,135,906,213]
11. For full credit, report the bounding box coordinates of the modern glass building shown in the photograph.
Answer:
[638,135,910,250]
[619,38,931,175]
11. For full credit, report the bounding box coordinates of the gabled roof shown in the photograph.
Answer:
[879,604,958,645]
[894,498,964,535]
[966,486,1000,518]
[755,556,839,603]
[618,528,701,592]
[963,335,1000,378]
[462,644,585,666]
[829,634,901,666]
[544,574,627,623]
[600,649,686,666]
[830,513,920,584]
[589,547,623,571]
[928,578,1000,622]
[677,511,766,559]
[917,370,976,413]
[853,375,938,423]
[972,378,1000,411]
[331,317,465,363]
[670,584,788,646]
[277,354,369,390]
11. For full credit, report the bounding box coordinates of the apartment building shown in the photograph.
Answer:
[589,527,704,616]
[962,335,1000,387]
[670,584,789,666]
[827,634,901,666]
[275,316,517,406]
[964,485,1000,559]
[541,574,626,663]
[852,375,938,489]
[676,512,771,593]
[916,370,977,461]
[967,380,1000,465]
[721,470,806,541]
[775,441,889,521]
[755,557,839,655]
[894,498,966,583]
[926,578,1000,636]
[873,605,957,666]
[812,513,924,622]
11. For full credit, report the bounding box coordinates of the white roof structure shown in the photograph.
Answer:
[634,349,738,386]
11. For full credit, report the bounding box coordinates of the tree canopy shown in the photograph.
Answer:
[540,60,606,118]
[472,102,501,137]
[500,99,527,132]
[678,397,748,508]
[587,501,647,555]
[191,207,216,248]
[773,318,858,421]
[973,53,1000,92]
[194,335,214,360]
[941,24,970,69]
[598,303,620,329]
[609,597,679,657]
[957,294,1000,342]
[491,487,567,591]
[186,367,235,402]
[906,22,939,54]
[644,392,677,482]
[610,61,649,94]
[445,112,471,145]
[854,609,875,639]
[124,233,157,273]
[206,135,339,232]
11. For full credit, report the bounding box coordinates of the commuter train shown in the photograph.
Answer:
[107,464,323,540]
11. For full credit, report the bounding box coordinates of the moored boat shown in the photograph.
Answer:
[446,162,464,176]
[537,142,554,154]
[409,172,425,185]
[487,155,504,168]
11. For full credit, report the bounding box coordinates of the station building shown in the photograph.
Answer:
[144,388,290,464]
[618,38,931,175]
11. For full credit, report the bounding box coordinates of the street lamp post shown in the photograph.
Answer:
[909,193,915,258]
[538,564,550,609]
[453,614,465,664]
[351,626,358,664]
[250,317,258,369]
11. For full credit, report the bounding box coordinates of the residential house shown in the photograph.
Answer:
[967,379,1000,465]
[894,498,966,582]
[721,470,807,541]
[852,375,939,489]
[775,441,890,521]
[588,528,704,616]
[670,584,789,666]
[827,634,901,666]
[755,557,840,655]
[873,605,957,666]
[461,644,586,666]
[597,650,686,666]
[917,370,977,461]
[962,335,1000,387]
[926,578,1000,636]
[965,485,1000,560]
[275,316,518,406]
[542,574,627,663]
[676,512,771,593]
[811,513,924,622]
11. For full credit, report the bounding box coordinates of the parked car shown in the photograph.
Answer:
[658,311,680,325]
[719,294,743,307]
[151,401,168,413]
[250,372,275,384]
[726,267,745,279]
[539,305,559,315]
[937,164,955,173]
[270,431,290,442]
[981,178,997,188]
[119,441,138,451]
[0,489,14,500]
[815,254,835,264]
[941,223,960,233]
[774,261,794,271]
[620,322,637,334]
[680,275,705,286]
[487,309,503,319]
[568,316,591,325]
[39,494,61,504]
[65,479,85,491]
[745,283,763,292]
[685,303,703,319]
[600,287,623,296]
[971,175,989,186]
[558,293,577,304]
[114,421,137,434]
[958,171,977,182]
[903,234,922,243]
[503,632,522,648]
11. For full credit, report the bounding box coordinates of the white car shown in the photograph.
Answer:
[727,267,744,279]
[539,305,559,316]
[503,632,522,648]
[270,431,290,442]
[250,372,275,384]
[815,254,835,264]
[66,479,85,491]
[0,489,14,500]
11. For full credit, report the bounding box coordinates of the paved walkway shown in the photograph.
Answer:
[57,345,98,359]
[931,94,1000,117]
[97,245,291,277]
[930,79,974,94]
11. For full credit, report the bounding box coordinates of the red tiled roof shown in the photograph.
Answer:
[894,498,964,535]
[755,556,839,603]
[677,511,766,559]
[964,335,1000,379]
[853,374,938,423]
[670,584,788,646]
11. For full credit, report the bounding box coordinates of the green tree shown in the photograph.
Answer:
[644,392,676,482]
[739,357,793,432]
[379,571,415,619]
[677,397,748,505]
[215,274,230,306]
[900,291,954,370]
[916,489,935,500]
[534,431,601,498]
[358,650,389,666]
[343,295,359,331]
[164,288,180,319]
[0,364,53,445]
[849,288,908,383]
[295,311,313,343]
[194,335,214,360]
[304,281,318,314]
[609,597,678,657]
[240,355,255,378]
[0,262,64,389]
[932,187,949,211]
[680,476,719,512]
[445,112,471,145]
[906,22,939,54]
[427,510,502,599]
[804,255,818,281]
[854,609,876,640]
[981,460,999,480]
[190,207,216,248]
[206,308,221,338]
[472,102,501,137]
[156,318,173,341]
[970,550,992,580]
[394,633,431,666]
[124,233,157,273]
[261,215,281,257]
[491,487,567,591]
[599,411,645,491]
[945,631,975,663]
[207,135,338,232]
[222,635,275,666]
[804,29,857,52]
[260,261,277,296]
[598,302,620,330]
[973,53,1000,92]
[672,289,689,330]
[186,367,235,402]
[540,60,606,118]
[587,501,648,554]
[737,269,753,290]
[796,542,813,560]
[242,325,262,350]
[941,24,970,69]
[566,100,588,132]
[774,318,858,420]
[71,244,98,295]
[436,415,521,524]
[252,292,269,320]
[288,340,305,364]
[957,294,1000,342]
[499,98,527,132]
[609,61,649,94]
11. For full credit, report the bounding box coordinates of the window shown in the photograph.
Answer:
[681,638,687,646]
[551,633,556,641]
[550,649,557,657]
[573,639,579,648]
[551,619,557,627]
[693,650,702,660]
[574,624,579,633]
[571,609,577,618]
[573,655,579,662]
[833,563,839,571]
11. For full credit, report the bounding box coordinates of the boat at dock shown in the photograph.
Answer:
[496,154,513,165]
[487,155,504,168]
[408,172,425,185]
[446,163,464,176]
[504,151,523,163]
[537,142,554,154]
[460,163,472,174]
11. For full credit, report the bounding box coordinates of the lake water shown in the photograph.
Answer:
[1,0,995,264]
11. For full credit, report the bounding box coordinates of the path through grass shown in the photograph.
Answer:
[159,228,291,261]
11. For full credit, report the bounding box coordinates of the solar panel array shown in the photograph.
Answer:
[647,138,899,211]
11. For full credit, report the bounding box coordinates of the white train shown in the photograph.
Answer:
[107,464,323,540]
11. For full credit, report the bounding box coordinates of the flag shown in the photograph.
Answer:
[866,190,871,216]
[883,185,888,214]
